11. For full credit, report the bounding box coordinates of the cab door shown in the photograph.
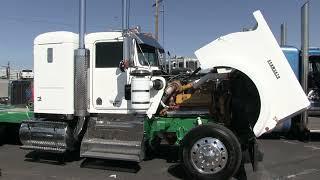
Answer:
[91,40,129,112]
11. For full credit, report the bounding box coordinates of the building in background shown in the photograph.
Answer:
[165,56,200,74]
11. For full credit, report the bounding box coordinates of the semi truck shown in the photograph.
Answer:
[0,105,33,145]
[280,47,320,134]
[273,2,320,135]
[18,1,309,179]
[0,80,33,145]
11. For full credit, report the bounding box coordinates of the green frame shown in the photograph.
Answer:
[144,116,215,145]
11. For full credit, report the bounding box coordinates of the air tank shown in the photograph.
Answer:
[130,69,151,112]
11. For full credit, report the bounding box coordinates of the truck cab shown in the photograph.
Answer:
[85,32,164,114]
[32,31,165,116]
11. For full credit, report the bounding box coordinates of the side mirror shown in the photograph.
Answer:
[119,59,129,72]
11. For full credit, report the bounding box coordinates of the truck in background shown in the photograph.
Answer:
[273,2,320,135]
[279,47,320,134]
[20,69,34,80]
[0,80,33,145]
[0,79,9,104]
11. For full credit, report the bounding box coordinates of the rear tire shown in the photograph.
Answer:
[182,123,242,180]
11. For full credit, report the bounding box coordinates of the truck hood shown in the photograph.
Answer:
[195,10,310,137]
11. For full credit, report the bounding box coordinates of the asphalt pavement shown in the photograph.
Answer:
[1,133,320,180]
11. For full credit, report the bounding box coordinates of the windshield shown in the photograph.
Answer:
[137,44,159,66]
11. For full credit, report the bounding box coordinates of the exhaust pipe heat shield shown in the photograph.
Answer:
[195,11,310,137]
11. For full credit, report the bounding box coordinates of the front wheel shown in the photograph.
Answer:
[182,123,242,180]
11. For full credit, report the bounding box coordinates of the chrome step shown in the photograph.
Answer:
[80,114,145,162]
[20,119,76,153]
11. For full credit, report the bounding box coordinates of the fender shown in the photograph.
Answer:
[195,10,310,137]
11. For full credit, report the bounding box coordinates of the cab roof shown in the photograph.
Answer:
[34,31,163,51]
[34,31,78,45]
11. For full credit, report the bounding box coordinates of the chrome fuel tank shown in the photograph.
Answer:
[20,119,75,153]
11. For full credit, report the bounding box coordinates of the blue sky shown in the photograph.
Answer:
[0,0,319,70]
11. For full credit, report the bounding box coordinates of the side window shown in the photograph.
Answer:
[96,42,123,68]
[47,48,53,63]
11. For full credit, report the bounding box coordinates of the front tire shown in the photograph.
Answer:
[182,123,242,180]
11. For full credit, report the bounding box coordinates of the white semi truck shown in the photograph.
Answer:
[19,2,309,179]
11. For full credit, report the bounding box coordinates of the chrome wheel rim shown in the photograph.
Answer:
[190,137,228,174]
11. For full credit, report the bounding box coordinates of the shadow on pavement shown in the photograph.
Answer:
[167,164,190,180]
[259,131,320,142]
[24,150,83,165]
[145,144,180,163]
[80,158,141,173]
[0,123,22,146]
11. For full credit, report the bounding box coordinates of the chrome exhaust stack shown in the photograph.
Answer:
[74,0,89,118]
[300,2,309,132]
[122,0,132,67]
[73,0,89,140]
[280,22,287,46]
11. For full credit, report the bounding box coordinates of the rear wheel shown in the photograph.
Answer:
[182,123,242,180]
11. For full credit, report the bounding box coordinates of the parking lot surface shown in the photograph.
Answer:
[1,134,320,180]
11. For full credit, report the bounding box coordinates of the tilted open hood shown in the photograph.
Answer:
[195,10,310,137]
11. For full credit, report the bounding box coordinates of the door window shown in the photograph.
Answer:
[96,42,123,68]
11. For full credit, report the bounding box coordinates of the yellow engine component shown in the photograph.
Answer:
[176,93,192,104]
[179,83,193,92]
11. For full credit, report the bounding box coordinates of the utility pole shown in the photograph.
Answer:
[155,0,159,40]
[161,2,165,47]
